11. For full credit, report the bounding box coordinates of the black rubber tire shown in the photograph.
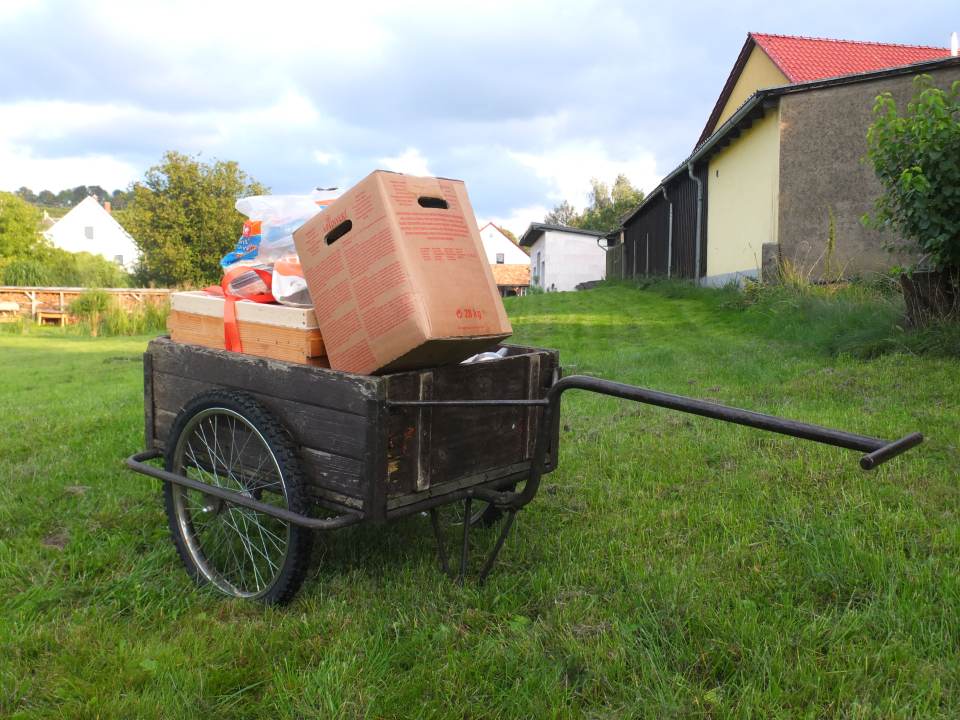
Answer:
[163,390,313,605]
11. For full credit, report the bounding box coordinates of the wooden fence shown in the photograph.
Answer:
[0,286,172,318]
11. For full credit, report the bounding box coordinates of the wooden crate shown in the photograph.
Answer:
[144,337,560,520]
[167,291,326,367]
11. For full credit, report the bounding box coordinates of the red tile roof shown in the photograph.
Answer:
[696,33,951,147]
[751,33,949,83]
[490,264,530,287]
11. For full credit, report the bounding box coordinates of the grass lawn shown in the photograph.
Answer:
[1,283,957,718]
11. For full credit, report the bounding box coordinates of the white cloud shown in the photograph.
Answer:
[378,147,432,176]
[313,151,339,166]
[508,141,660,210]
[0,143,139,192]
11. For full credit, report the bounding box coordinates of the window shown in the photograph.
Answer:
[495,253,504,264]
[114,255,124,265]
[84,226,94,239]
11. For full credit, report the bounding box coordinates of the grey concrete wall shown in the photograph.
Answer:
[777,65,960,279]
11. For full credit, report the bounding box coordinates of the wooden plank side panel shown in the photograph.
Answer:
[147,339,373,504]
[383,347,559,501]
[143,350,156,451]
[149,337,375,415]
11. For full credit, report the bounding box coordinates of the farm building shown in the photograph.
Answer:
[608,34,960,285]
[519,223,607,292]
[478,222,531,296]
[43,196,139,272]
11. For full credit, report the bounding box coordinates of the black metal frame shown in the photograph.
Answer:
[126,373,922,583]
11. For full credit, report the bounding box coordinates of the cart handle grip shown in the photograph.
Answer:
[859,432,924,470]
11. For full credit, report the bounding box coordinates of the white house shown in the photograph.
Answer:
[43,196,138,272]
[477,222,529,265]
[519,223,608,292]
[478,221,531,296]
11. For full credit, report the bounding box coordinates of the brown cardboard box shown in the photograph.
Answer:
[293,170,512,374]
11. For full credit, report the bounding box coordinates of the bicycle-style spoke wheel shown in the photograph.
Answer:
[163,391,312,604]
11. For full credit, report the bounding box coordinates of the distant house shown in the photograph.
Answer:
[43,196,138,272]
[519,223,607,292]
[478,221,531,296]
[610,34,959,285]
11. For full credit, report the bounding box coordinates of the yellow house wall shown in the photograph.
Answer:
[706,108,780,279]
[712,47,787,132]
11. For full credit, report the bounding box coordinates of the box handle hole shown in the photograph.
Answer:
[418,197,448,209]
[325,219,353,245]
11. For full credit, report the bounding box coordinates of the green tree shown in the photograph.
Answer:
[0,191,43,259]
[544,200,577,226]
[865,75,960,270]
[120,151,268,287]
[573,175,644,234]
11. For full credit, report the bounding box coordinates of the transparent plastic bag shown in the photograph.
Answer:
[271,256,312,308]
[221,188,340,268]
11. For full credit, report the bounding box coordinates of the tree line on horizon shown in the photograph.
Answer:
[15,185,132,211]
[3,152,645,290]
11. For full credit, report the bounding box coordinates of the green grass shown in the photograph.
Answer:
[1,283,958,718]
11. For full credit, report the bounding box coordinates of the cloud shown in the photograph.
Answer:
[0,0,957,224]
[509,142,661,209]
[0,143,139,192]
[378,147,432,176]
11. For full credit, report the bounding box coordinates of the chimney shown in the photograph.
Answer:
[103,200,112,214]
[952,31,958,57]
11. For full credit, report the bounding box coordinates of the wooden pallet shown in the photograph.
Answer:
[167,298,330,367]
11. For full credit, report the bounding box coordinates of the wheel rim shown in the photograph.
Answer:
[449,501,494,527]
[171,407,292,599]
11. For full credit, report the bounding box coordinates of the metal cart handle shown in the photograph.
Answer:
[441,374,923,512]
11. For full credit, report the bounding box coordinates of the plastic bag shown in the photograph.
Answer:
[221,188,339,268]
[223,264,273,299]
[271,256,312,308]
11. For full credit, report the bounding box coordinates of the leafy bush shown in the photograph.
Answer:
[865,75,960,270]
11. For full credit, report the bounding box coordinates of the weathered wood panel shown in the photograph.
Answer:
[383,347,558,502]
[149,337,375,415]
[151,371,369,461]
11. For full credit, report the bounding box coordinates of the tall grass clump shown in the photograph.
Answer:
[739,281,906,358]
[66,289,169,337]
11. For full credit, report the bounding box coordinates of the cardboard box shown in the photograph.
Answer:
[293,171,511,374]
[167,291,327,367]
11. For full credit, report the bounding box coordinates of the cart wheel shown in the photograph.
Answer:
[451,484,517,528]
[163,390,312,604]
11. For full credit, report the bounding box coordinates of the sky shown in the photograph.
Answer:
[0,0,957,236]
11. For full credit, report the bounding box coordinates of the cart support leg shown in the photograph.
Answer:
[429,508,451,577]
[427,499,520,584]
[478,510,517,585]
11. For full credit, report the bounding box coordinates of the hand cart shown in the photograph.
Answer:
[127,337,922,604]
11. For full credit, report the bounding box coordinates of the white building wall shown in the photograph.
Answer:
[43,197,139,271]
[478,224,529,264]
[541,230,606,292]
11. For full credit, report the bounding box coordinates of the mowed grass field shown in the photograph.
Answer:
[1,283,958,718]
